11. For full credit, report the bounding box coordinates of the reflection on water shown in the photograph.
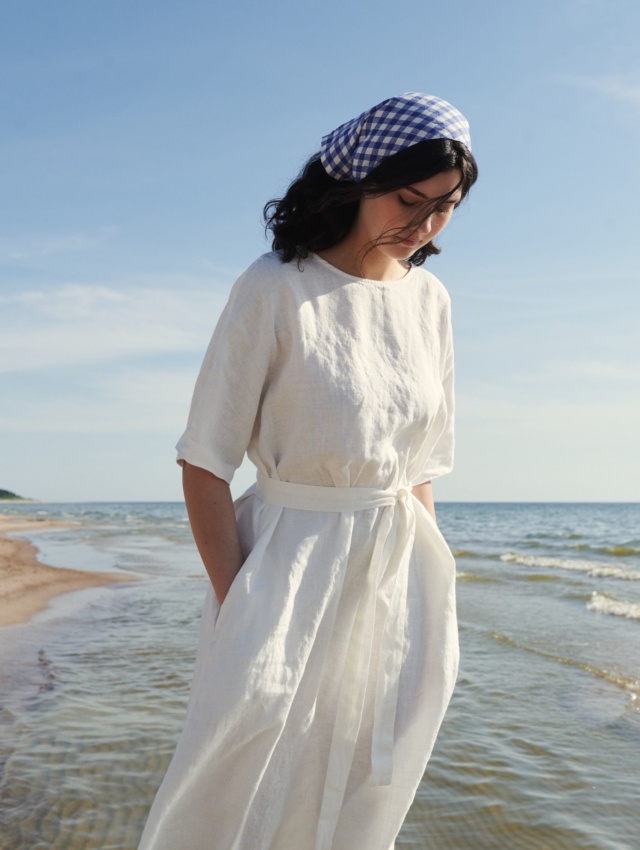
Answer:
[1,502,639,849]
[0,576,200,850]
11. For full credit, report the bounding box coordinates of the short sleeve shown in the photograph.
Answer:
[175,265,277,483]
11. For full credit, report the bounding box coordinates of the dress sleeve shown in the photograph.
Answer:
[175,265,277,483]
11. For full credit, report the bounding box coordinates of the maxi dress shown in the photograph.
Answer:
[138,251,459,850]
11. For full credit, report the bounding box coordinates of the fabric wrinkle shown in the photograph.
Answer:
[139,252,459,850]
[256,474,418,850]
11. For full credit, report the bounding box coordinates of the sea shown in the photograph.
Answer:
[0,501,638,850]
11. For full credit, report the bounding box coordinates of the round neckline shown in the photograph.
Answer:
[309,252,417,286]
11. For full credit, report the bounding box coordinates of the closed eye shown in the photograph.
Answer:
[398,196,455,215]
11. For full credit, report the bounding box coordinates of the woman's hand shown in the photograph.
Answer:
[411,481,437,523]
[182,462,244,605]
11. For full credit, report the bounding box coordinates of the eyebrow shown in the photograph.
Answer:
[404,187,461,203]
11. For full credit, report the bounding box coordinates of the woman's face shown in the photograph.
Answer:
[354,167,463,261]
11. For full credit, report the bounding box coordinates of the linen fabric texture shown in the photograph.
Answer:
[137,252,459,850]
[320,92,471,182]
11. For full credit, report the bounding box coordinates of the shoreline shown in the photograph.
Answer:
[0,513,137,629]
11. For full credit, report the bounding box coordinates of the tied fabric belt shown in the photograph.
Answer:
[255,472,418,850]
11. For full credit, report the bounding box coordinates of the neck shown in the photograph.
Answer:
[316,232,409,282]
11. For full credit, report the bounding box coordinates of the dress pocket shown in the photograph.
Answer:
[212,558,250,637]
[412,496,456,570]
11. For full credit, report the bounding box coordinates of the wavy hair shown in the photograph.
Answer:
[264,138,478,266]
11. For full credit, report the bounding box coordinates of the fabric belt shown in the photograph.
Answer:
[255,472,417,850]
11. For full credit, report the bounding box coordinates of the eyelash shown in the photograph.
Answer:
[398,196,451,215]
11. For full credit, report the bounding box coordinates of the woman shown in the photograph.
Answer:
[139,93,478,850]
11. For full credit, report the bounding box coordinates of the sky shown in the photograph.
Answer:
[1,0,639,503]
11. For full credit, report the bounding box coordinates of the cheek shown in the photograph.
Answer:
[364,206,397,237]
[432,213,453,234]
[358,201,385,233]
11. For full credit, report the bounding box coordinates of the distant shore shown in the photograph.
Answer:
[0,513,136,628]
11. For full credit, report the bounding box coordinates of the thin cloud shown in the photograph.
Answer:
[0,226,118,261]
[566,74,640,111]
[469,358,640,386]
[0,367,195,434]
[0,280,227,373]
[569,360,640,382]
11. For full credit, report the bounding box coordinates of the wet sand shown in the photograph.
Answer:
[0,513,136,628]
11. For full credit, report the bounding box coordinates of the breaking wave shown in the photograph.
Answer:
[500,552,640,581]
[587,593,640,621]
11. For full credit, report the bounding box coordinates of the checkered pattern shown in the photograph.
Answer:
[320,93,471,182]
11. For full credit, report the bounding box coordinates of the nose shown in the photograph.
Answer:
[415,213,434,240]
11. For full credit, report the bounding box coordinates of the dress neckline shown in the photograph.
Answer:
[309,252,417,286]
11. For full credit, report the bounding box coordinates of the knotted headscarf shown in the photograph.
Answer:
[320,92,471,182]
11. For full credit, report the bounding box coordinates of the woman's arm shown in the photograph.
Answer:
[412,481,437,523]
[182,461,244,605]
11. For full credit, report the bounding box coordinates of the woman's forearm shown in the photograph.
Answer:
[182,462,244,605]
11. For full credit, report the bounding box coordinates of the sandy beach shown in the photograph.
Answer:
[0,512,136,628]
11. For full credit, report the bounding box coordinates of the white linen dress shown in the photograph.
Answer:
[138,251,459,850]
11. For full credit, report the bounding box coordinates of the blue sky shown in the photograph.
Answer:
[1,0,638,502]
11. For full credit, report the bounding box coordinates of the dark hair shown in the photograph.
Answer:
[264,138,478,266]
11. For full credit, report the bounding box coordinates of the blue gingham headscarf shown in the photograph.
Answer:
[320,92,471,182]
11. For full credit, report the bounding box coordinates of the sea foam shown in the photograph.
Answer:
[587,593,640,621]
[500,553,640,581]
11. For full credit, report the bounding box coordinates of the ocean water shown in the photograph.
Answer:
[0,501,638,850]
